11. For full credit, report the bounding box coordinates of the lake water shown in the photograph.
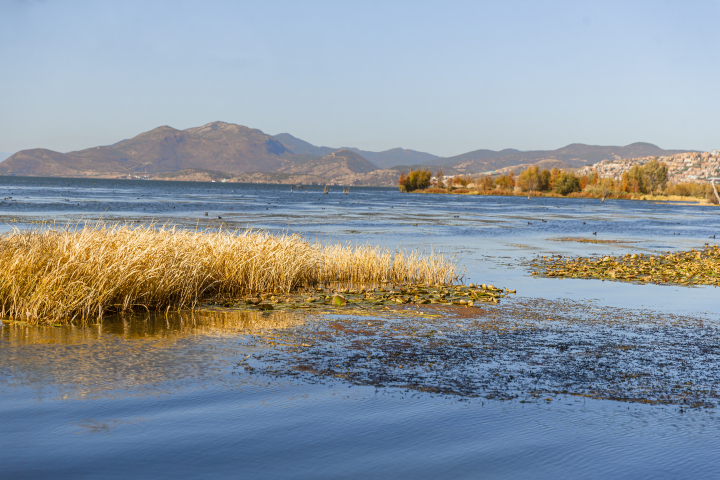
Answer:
[1,177,719,478]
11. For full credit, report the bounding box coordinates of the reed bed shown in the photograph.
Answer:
[0,223,460,325]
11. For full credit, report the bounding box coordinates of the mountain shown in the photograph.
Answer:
[432,142,694,174]
[347,147,439,169]
[0,123,696,186]
[0,122,374,178]
[272,133,439,169]
[272,133,336,157]
[275,149,377,179]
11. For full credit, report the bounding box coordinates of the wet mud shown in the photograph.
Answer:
[235,299,720,409]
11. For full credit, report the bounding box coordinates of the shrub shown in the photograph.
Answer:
[664,182,710,198]
[399,168,432,192]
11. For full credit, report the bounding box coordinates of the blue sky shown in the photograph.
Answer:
[1,0,718,156]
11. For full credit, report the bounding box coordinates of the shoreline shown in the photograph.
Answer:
[410,188,713,205]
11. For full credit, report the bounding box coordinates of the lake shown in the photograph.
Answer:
[1,177,719,478]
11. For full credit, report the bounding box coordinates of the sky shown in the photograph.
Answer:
[0,0,719,157]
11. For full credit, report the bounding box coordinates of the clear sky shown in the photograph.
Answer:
[1,0,718,157]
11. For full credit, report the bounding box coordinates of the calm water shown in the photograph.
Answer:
[1,177,719,478]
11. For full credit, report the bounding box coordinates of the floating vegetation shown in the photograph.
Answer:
[0,223,462,325]
[530,245,720,286]
[236,298,720,409]
[549,237,638,245]
[200,283,514,313]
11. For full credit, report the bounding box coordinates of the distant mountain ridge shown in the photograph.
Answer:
[272,133,439,169]
[0,122,382,179]
[0,122,696,185]
[431,142,694,174]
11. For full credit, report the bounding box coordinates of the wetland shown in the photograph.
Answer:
[1,177,720,478]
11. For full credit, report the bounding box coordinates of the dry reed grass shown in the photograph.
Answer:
[0,223,461,325]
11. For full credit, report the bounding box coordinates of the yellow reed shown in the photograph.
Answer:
[0,223,460,324]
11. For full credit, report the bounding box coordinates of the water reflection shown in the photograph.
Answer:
[0,310,306,400]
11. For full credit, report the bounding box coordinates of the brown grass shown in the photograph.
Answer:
[0,223,461,325]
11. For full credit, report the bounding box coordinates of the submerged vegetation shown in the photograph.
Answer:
[0,223,462,325]
[531,245,720,286]
[400,160,719,203]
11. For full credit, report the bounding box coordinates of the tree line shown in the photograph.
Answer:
[398,161,717,203]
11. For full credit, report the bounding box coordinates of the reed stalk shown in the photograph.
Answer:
[0,223,460,325]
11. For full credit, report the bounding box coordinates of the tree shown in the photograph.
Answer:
[398,171,407,192]
[404,168,432,192]
[434,169,445,188]
[517,166,541,192]
[600,177,615,201]
[549,167,560,191]
[453,176,469,187]
[495,170,515,190]
[481,175,494,191]
[642,160,668,195]
[552,171,581,195]
[540,169,551,191]
[621,165,644,193]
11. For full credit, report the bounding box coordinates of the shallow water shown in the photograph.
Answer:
[1,177,719,478]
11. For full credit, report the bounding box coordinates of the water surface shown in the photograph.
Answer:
[1,177,719,478]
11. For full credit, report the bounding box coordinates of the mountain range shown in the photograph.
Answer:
[0,121,695,185]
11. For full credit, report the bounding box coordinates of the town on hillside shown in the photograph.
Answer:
[577,151,720,183]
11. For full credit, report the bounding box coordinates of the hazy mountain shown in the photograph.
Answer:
[433,142,694,174]
[347,147,438,169]
[430,148,523,165]
[272,133,336,157]
[272,133,439,169]
[276,149,377,179]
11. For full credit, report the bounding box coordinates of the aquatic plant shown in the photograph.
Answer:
[531,246,720,286]
[0,223,461,325]
[199,283,511,313]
